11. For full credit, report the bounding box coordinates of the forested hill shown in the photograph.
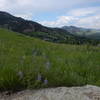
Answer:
[0,11,100,45]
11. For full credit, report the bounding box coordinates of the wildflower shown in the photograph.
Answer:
[44,78,48,85]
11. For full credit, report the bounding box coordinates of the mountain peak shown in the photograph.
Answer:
[0,11,13,17]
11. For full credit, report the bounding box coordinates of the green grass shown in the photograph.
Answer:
[0,28,100,91]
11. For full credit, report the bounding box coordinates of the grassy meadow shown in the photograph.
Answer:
[0,28,100,91]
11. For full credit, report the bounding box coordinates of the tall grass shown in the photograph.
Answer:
[0,28,100,91]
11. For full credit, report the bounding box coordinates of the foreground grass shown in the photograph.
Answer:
[0,28,100,91]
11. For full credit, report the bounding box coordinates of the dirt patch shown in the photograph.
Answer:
[0,85,100,100]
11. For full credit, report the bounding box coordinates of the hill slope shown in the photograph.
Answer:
[0,11,72,43]
[0,28,100,91]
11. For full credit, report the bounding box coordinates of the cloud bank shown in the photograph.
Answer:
[0,0,100,28]
[40,7,100,29]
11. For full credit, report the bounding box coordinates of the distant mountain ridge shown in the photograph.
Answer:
[62,26,100,40]
[0,11,53,33]
[0,11,100,45]
[0,11,73,43]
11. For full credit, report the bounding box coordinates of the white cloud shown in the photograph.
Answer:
[0,0,100,16]
[68,7,100,17]
[40,7,100,29]
[76,14,100,29]
[0,0,7,9]
[15,13,33,20]
[40,16,78,27]
[0,0,100,28]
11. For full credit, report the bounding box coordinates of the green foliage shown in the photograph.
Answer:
[0,28,100,92]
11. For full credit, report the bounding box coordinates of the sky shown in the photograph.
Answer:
[0,0,100,29]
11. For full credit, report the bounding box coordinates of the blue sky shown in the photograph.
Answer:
[0,0,100,29]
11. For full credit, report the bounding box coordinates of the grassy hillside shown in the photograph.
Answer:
[0,28,100,91]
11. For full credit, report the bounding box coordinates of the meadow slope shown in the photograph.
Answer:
[0,28,100,91]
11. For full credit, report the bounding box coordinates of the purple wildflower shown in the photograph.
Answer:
[44,78,48,85]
